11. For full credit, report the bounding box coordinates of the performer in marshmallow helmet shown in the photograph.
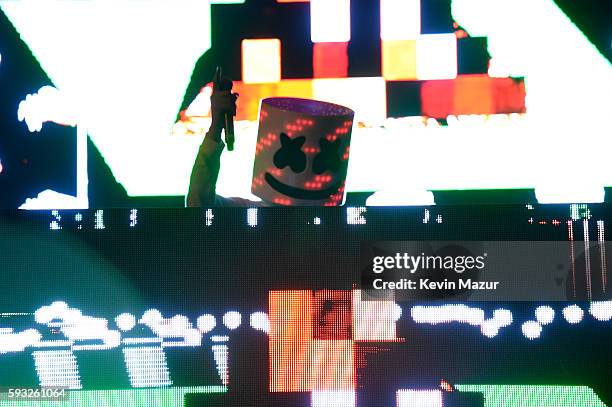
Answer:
[187,73,354,207]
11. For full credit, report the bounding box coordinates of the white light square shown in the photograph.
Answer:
[311,0,351,43]
[380,0,420,40]
[312,390,356,407]
[312,77,386,123]
[397,390,443,407]
[416,34,457,80]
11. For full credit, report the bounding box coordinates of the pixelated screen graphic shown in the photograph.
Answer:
[0,205,611,406]
[0,0,611,208]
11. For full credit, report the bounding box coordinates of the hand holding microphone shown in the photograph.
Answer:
[211,67,238,151]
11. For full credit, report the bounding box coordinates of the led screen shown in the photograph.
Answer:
[0,206,610,406]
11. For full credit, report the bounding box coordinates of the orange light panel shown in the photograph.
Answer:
[276,79,314,99]
[269,290,312,342]
[453,74,494,115]
[232,79,314,120]
[242,39,282,84]
[313,42,349,78]
[270,342,313,392]
[233,82,278,121]
[382,40,417,81]
[269,290,313,392]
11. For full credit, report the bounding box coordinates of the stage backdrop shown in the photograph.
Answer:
[0,0,610,208]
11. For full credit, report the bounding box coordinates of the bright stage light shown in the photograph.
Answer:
[380,0,420,40]
[481,319,499,338]
[535,306,555,325]
[563,305,584,324]
[249,312,270,333]
[115,313,136,331]
[397,390,442,407]
[312,390,356,407]
[589,301,612,322]
[521,321,542,340]
[197,314,217,333]
[416,34,458,80]
[241,39,282,84]
[352,290,398,341]
[346,207,367,225]
[366,189,435,206]
[0,329,41,353]
[392,303,402,321]
[247,207,258,227]
[493,309,513,327]
[411,305,485,326]
[535,186,605,204]
[223,311,242,330]
[310,0,351,43]
[312,77,386,122]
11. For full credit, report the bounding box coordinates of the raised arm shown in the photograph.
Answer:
[186,73,238,207]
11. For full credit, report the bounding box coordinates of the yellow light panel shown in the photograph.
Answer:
[382,40,418,80]
[241,39,282,84]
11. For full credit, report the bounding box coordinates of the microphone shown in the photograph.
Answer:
[212,67,235,151]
